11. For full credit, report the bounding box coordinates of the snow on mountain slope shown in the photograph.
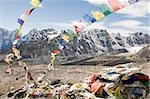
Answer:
[0,28,16,53]
[54,29,149,62]
[21,28,60,42]
[0,27,149,64]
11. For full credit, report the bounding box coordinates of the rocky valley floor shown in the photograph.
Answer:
[0,57,150,98]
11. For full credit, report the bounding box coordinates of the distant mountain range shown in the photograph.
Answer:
[0,27,149,63]
[0,28,16,53]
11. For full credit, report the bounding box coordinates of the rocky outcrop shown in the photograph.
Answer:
[132,45,150,62]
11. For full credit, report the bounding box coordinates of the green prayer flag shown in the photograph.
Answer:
[99,4,112,16]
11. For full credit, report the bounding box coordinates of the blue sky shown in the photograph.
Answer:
[0,0,97,33]
[0,0,149,36]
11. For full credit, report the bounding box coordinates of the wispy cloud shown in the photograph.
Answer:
[84,0,149,17]
[118,0,149,17]
[83,0,142,6]
[83,0,109,5]
[38,4,44,8]
[85,0,149,35]
[83,0,131,8]
[50,22,72,28]
[111,20,143,29]
[83,0,113,8]
[107,20,148,34]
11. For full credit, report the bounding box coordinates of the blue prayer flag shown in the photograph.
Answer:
[83,14,96,23]
[18,18,24,25]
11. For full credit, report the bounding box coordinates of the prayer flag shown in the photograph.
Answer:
[83,14,96,23]
[99,4,112,16]
[108,0,124,11]
[91,11,104,21]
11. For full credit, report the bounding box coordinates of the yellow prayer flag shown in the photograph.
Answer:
[91,11,105,21]
[16,25,22,37]
[18,25,22,30]
[12,47,22,60]
[61,34,70,42]
[31,0,40,8]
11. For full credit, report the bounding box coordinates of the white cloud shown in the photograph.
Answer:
[83,0,149,18]
[118,0,149,17]
[50,22,72,28]
[111,20,142,29]
[38,4,44,8]
[83,0,108,5]
[107,20,148,35]
[84,0,149,35]
[83,0,113,9]
[83,0,130,7]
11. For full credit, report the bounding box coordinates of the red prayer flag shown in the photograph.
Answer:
[25,8,35,16]
[25,9,31,16]
[53,50,60,54]
[16,35,20,40]
[74,25,84,34]
[108,0,124,11]
[27,72,33,80]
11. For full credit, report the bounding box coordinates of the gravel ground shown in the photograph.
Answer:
[0,61,149,97]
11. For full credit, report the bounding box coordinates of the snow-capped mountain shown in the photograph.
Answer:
[0,28,60,54]
[111,32,150,47]
[0,28,16,53]
[21,28,60,42]
[56,29,150,63]
[0,27,149,63]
